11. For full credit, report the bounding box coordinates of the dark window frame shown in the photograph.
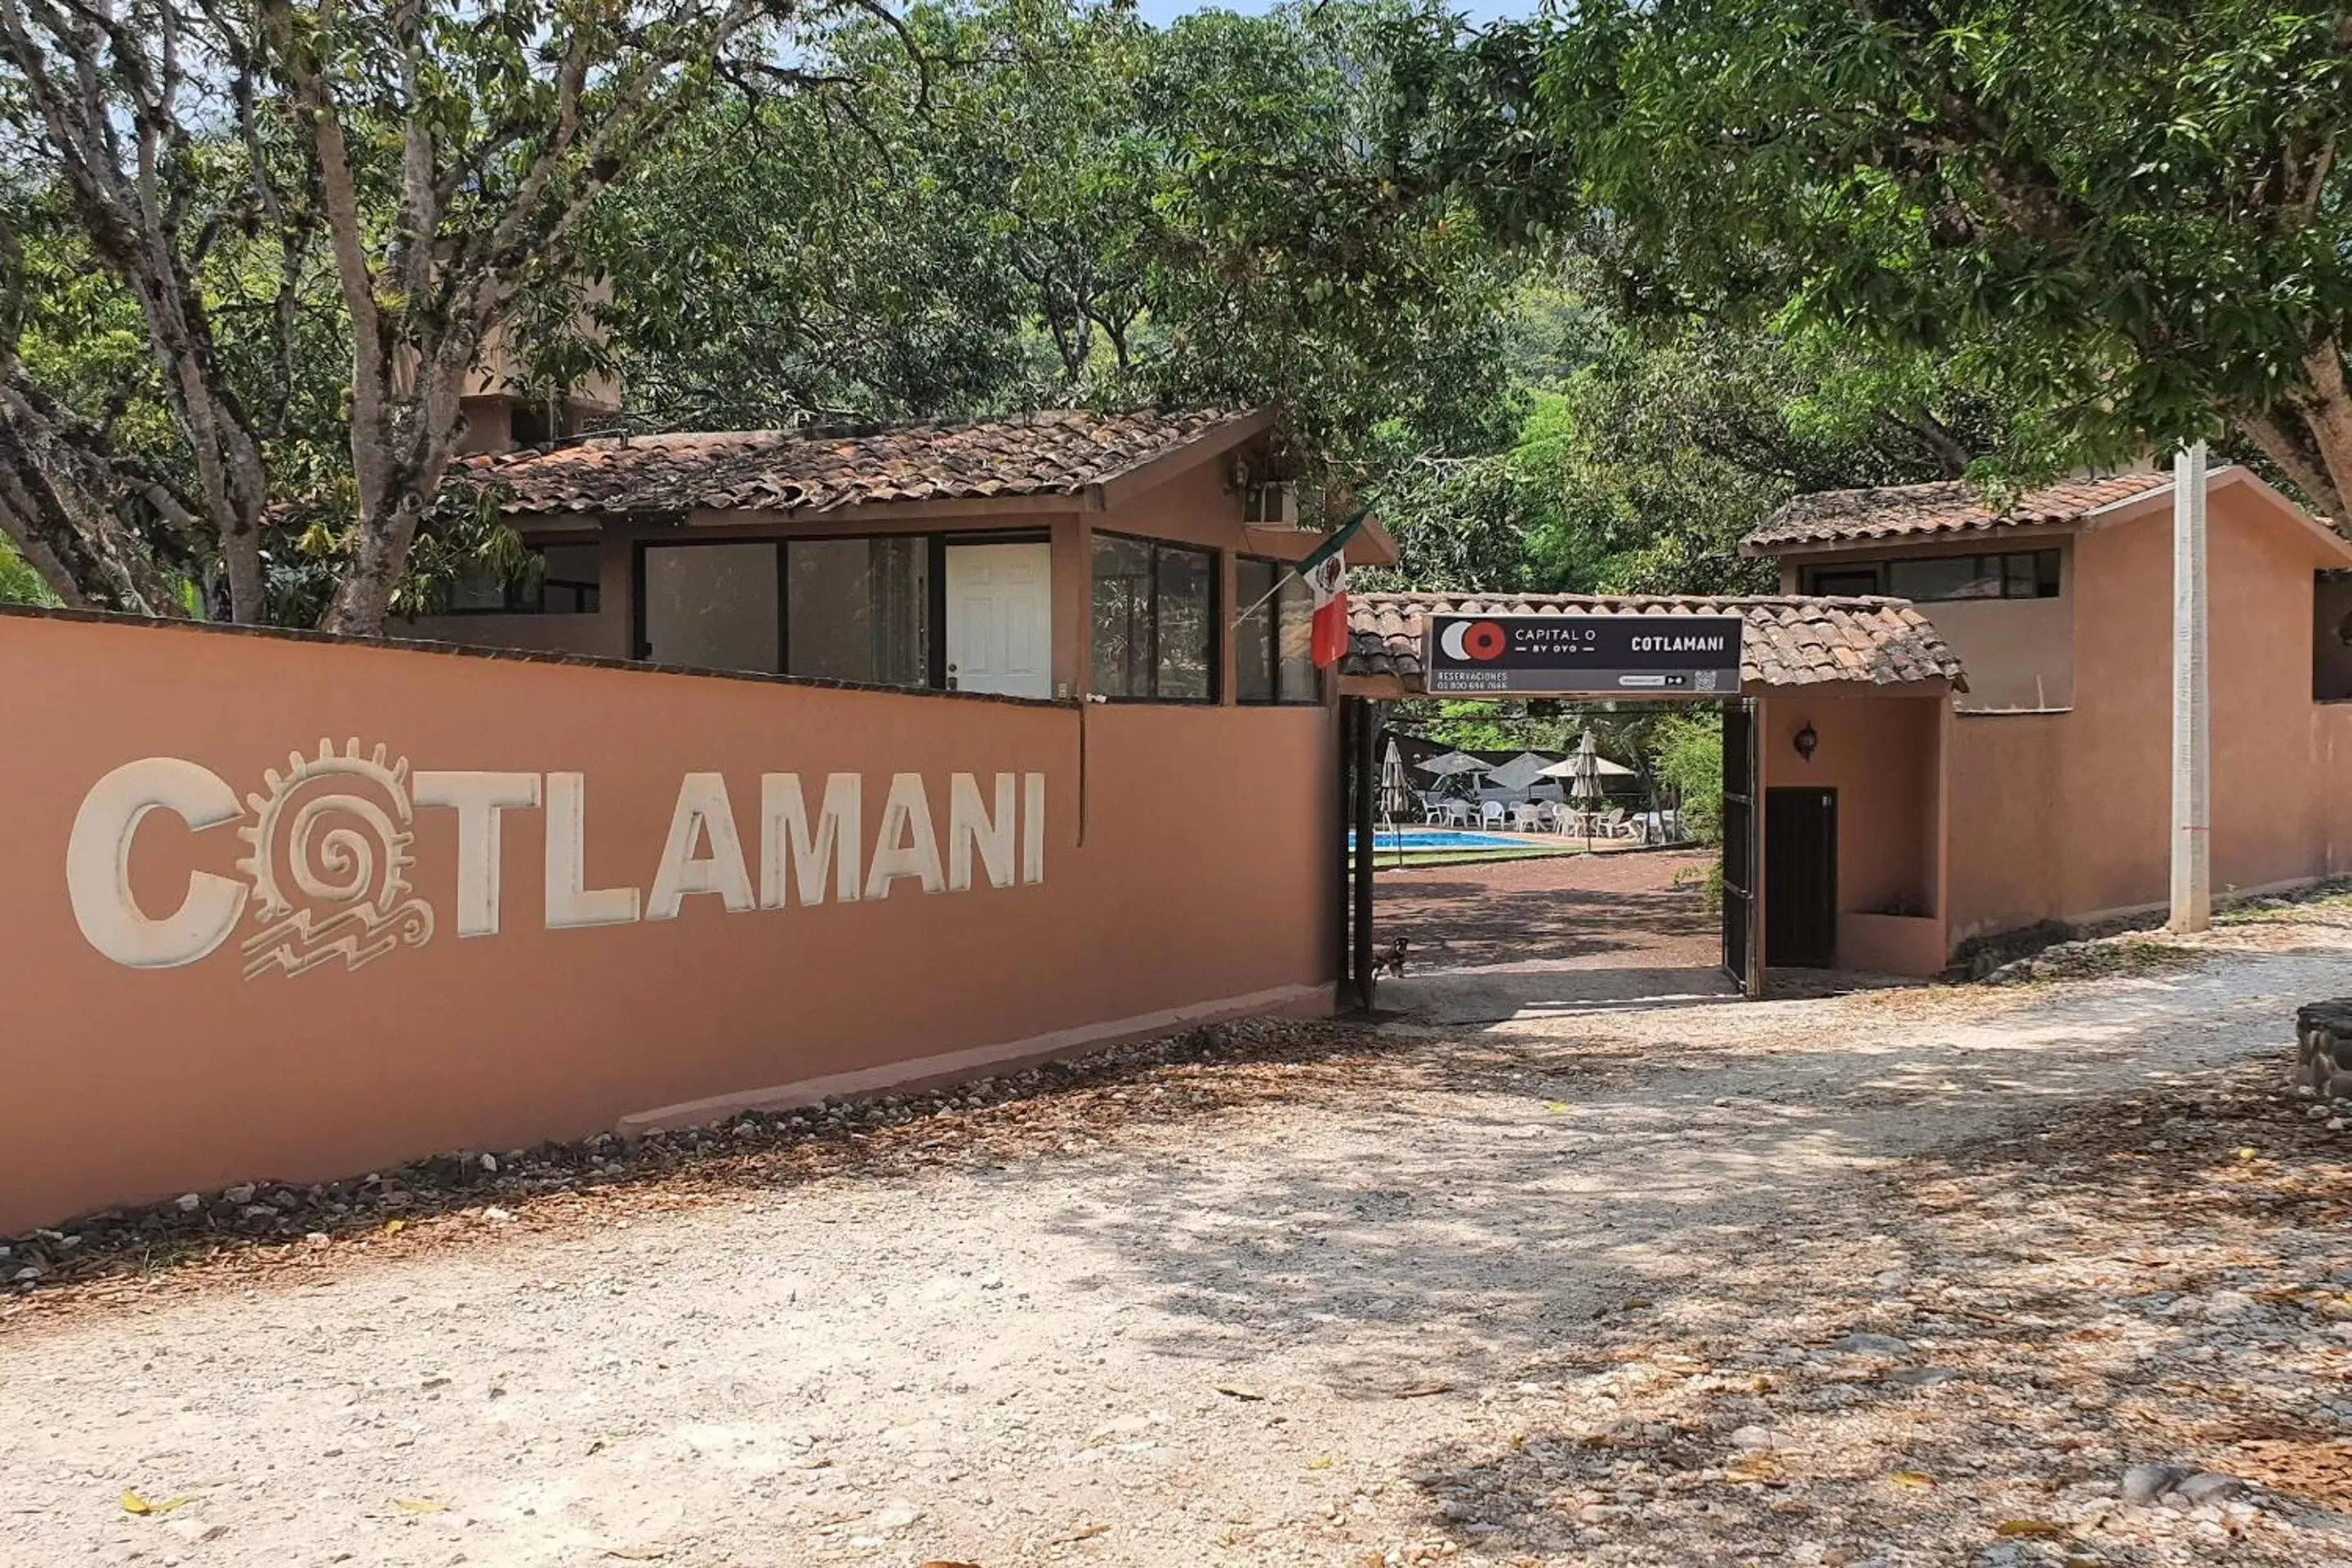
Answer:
[1234,554,1323,706]
[1802,547,2062,604]
[440,538,604,617]
[1090,528,1222,705]
[631,528,1051,686]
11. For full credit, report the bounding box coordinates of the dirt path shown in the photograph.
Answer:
[6,922,2352,1568]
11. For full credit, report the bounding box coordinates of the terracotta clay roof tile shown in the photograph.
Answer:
[1340,592,1966,692]
[464,407,1254,518]
[1745,470,2176,551]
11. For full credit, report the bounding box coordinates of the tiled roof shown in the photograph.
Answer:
[1342,593,1966,691]
[463,408,1257,517]
[1745,470,2175,551]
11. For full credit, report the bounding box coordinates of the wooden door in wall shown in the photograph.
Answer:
[1764,786,1838,969]
[946,543,1053,698]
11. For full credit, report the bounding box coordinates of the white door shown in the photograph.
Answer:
[946,543,1053,698]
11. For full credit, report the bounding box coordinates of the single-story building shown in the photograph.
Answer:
[1748,465,2352,949]
[1343,462,2352,975]
[1342,593,1971,977]
[407,399,1397,703]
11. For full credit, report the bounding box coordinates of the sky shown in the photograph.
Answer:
[1130,0,1542,28]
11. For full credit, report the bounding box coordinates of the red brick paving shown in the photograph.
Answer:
[1377,848,1719,973]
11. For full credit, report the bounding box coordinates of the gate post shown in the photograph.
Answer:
[1351,697,1379,1010]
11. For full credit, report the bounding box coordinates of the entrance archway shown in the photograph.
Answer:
[1333,593,1967,1016]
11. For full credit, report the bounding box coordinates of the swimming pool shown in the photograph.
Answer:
[1348,829,1533,853]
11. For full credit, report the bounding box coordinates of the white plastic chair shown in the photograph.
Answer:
[1481,800,1508,828]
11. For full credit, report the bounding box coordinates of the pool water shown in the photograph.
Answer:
[1348,829,1531,853]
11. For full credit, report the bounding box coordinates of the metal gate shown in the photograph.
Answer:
[1721,698,1762,996]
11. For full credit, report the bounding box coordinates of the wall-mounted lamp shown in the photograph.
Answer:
[1793,723,1819,762]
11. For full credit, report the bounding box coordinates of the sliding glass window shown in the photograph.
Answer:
[1092,532,1218,701]
[1236,558,1320,704]
[639,542,781,671]
[786,537,929,686]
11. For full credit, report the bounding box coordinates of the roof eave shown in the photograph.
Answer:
[2078,464,2352,567]
[1742,518,2082,559]
[1085,408,1277,512]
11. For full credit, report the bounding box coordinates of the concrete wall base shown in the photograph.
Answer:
[617,982,1336,1134]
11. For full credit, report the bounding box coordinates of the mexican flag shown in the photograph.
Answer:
[1299,508,1370,669]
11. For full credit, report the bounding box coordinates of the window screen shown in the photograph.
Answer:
[1236,558,1321,704]
[786,537,929,685]
[1804,567,1882,597]
[640,542,781,672]
[1090,533,1218,702]
[1236,559,1277,703]
[1859,548,2063,603]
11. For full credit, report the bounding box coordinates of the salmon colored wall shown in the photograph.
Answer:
[0,612,1339,1232]
[1942,485,2352,945]
[1940,708,2070,942]
[1760,694,1939,910]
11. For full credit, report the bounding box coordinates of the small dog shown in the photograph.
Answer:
[1375,936,1411,978]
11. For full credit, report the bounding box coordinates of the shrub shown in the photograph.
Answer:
[1652,710,1723,845]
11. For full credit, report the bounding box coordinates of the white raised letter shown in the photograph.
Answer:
[648,773,755,920]
[760,773,862,908]
[544,772,641,929]
[948,772,1016,892]
[67,757,246,969]
[864,772,944,898]
[1022,772,1046,885]
[413,771,541,938]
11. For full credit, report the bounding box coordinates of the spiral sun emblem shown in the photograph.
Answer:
[234,738,436,981]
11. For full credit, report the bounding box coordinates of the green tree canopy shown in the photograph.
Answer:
[1522,0,2352,516]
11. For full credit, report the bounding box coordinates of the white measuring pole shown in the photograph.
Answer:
[2169,440,2211,933]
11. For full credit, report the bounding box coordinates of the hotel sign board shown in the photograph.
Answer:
[1424,612,1744,697]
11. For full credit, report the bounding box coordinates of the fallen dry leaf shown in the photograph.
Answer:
[1889,1472,1936,1490]
[1307,1455,1334,1471]
[1213,1383,1263,1401]
[1997,1519,2069,1538]
[383,1218,405,1236]
[916,1561,982,1568]
[1049,1524,1107,1544]
[394,1498,448,1513]
[118,1490,189,1517]
[1392,1381,1453,1399]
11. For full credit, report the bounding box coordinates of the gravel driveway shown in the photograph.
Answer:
[7,916,2352,1568]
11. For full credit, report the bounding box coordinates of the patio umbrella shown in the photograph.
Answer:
[1560,730,1606,849]
[1414,751,1490,778]
[1413,751,1490,814]
[1482,751,1556,795]
[1536,751,1636,780]
[1379,741,1415,866]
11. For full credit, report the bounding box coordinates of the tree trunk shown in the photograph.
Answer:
[322,487,429,637]
[0,382,191,617]
[2237,401,2351,525]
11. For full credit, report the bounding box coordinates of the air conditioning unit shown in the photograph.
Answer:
[1241,481,1301,528]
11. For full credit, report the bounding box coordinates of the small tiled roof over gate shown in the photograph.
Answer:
[1342,593,1966,692]
[462,407,1259,517]
[1744,471,2174,551]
